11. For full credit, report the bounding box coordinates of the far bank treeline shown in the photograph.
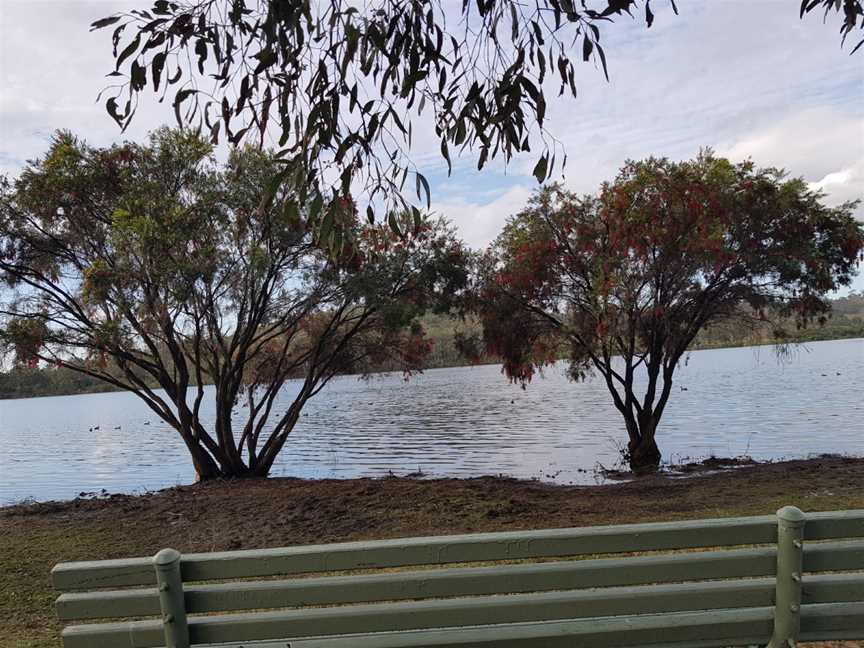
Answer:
[2,298,864,401]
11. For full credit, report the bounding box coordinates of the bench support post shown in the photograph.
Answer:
[154,548,190,648]
[768,505,805,648]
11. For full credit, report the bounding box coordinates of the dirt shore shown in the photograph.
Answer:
[2,455,863,648]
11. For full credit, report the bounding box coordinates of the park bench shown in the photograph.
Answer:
[53,505,864,648]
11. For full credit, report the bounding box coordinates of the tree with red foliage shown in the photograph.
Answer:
[0,128,468,479]
[469,153,863,470]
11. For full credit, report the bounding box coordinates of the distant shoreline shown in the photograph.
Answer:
[1,333,862,401]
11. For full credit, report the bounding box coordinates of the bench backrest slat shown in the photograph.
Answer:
[52,513,783,590]
[58,573,864,648]
[52,509,864,592]
[799,601,864,640]
[53,507,864,648]
[62,602,780,648]
[806,510,864,540]
[58,578,775,648]
[54,538,864,621]
[55,545,778,620]
[186,604,859,648]
[805,539,864,572]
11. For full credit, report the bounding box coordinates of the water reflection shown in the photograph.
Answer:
[0,338,862,504]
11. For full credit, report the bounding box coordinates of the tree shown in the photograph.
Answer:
[0,128,468,479]
[92,0,671,219]
[467,154,863,470]
[92,0,862,220]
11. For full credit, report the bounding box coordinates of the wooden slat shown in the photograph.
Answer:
[183,546,776,616]
[61,619,163,648]
[52,513,785,590]
[55,510,864,591]
[806,510,864,541]
[61,578,777,647]
[56,588,161,621]
[799,601,864,640]
[199,640,768,648]
[53,556,155,592]
[59,573,863,646]
[801,572,864,604]
[804,539,864,572]
[184,603,864,648]
[56,587,160,621]
[54,538,864,622]
[57,545,780,621]
[189,607,776,648]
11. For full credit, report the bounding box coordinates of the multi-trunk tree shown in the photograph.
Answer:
[468,153,863,470]
[0,128,468,479]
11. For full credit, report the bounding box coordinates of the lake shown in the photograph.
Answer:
[1,338,862,505]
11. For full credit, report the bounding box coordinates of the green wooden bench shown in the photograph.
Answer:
[52,505,864,648]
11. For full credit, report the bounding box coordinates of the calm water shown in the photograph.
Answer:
[1,338,862,505]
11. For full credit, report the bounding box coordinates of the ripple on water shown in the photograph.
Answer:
[0,338,862,503]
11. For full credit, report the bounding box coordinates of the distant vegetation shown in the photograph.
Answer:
[0,365,121,400]
[693,291,864,349]
[3,293,862,400]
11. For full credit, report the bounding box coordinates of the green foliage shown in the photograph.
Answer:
[2,318,50,369]
[471,153,864,467]
[0,129,469,478]
[92,1,861,219]
[0,366,119,399]
[800,0,864,53]
[94,0,676,218]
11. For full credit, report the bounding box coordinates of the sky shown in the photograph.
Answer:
[1,0,863,292]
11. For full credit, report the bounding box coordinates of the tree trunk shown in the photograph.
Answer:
[627,435,661,471]
[619,410,662,471]
[183,433,253,481]
[196,457,261,480]
[189,445,223,481]
[250,462,273,478]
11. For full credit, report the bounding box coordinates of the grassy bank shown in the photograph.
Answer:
[2,456,863,648]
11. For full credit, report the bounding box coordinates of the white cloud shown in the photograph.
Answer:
[435,185,534,250]
[1,0,863,294]
[814,169,854,189]
[810,159,864,211]
[0,1,173,176]
[717,107,863,218]
[721,108,863,185]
